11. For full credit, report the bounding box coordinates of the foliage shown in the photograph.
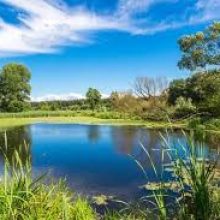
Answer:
[110,91,140,114]
[168,79,186,105]
[205,118,220,130]
[178,22,220,71]
[139,108,169,121]
[86,88,102,110]
[187,117,203,129]
[168,70,220,118]
[0,63,31,113]
[31,98,112,112]
[173,97,196,118]
[0,110,134,121]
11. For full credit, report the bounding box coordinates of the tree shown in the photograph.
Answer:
[86,88,101,110]
[0,63,31,112]
[134,76,168,101]
[110,91,139,113]
[168,79,186,105]
[178,22,220,71]
[110,91,120,109]
[168,70,220,116]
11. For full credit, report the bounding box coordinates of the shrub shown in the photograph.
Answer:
[173,97,196,118]
[140,108,169,121]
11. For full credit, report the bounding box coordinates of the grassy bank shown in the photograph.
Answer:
[1,111,220,133]
[0,116,185,130]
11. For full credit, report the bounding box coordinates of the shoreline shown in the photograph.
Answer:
[1,117,220,135]
[0,116,186,130]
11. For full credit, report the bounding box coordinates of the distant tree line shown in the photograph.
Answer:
[31,98,111,112]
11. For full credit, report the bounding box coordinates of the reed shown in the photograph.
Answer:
[131,130,220,219]
[0,138,96,220]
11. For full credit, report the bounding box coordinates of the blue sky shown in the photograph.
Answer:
[0,0,219,100]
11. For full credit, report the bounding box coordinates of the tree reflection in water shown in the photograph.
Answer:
[111,126,220,178]
[0,126,32,166]
[87,125,101,143]
[111,126,165,175]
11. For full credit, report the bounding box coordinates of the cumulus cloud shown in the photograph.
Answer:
[0,0,219,57]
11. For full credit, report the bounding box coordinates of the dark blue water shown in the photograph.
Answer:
[0,124,219,200]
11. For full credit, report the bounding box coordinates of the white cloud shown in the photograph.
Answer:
[189,0,220,24]
[117,0,153,16]
[117,0,176,16]
[31,92,109,102]
[31,93,85,102]
[0,0,131,56]
[0,0,219,57]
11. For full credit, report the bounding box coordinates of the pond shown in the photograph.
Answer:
[0,123,219,201]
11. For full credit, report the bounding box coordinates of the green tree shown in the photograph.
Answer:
[178,22,220,71]
[168,71,220,105]
[168,79,186,105]
[0,63,31,112]
[110,91,120,109]
[86,88,101,110]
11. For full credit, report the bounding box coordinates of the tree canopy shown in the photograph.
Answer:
[178,22,220,71]
[86,88,101,110]
[0,63,31,112]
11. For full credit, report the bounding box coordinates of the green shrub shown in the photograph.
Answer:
[140,109,169,121]
[188,117,202,129]
[204,118,220,130]
[173,97,196,118]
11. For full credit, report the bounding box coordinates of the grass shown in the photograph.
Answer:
[0,142,96,220]
[126,131,220,219]
[162,132,219,219]
[0,110,186,130]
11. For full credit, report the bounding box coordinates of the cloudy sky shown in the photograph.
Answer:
[0,0,219,100]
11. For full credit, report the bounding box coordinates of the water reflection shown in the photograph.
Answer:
[87,125,100,143]
[0,126,31,164]
[111,126,138,155]
[0,124,219,200]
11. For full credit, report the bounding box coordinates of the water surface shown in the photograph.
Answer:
[0,124,219,200]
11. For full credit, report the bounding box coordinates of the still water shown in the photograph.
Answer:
[0,123,219,200]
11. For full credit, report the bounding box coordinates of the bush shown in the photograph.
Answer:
[204,119,220,131]
[188,117,202,129]
[140,109,169,121]
[173,97,196,118]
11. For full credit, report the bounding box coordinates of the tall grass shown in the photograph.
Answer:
[0,138,96,220]
[132,131,220,219]
[164,132,218,220]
